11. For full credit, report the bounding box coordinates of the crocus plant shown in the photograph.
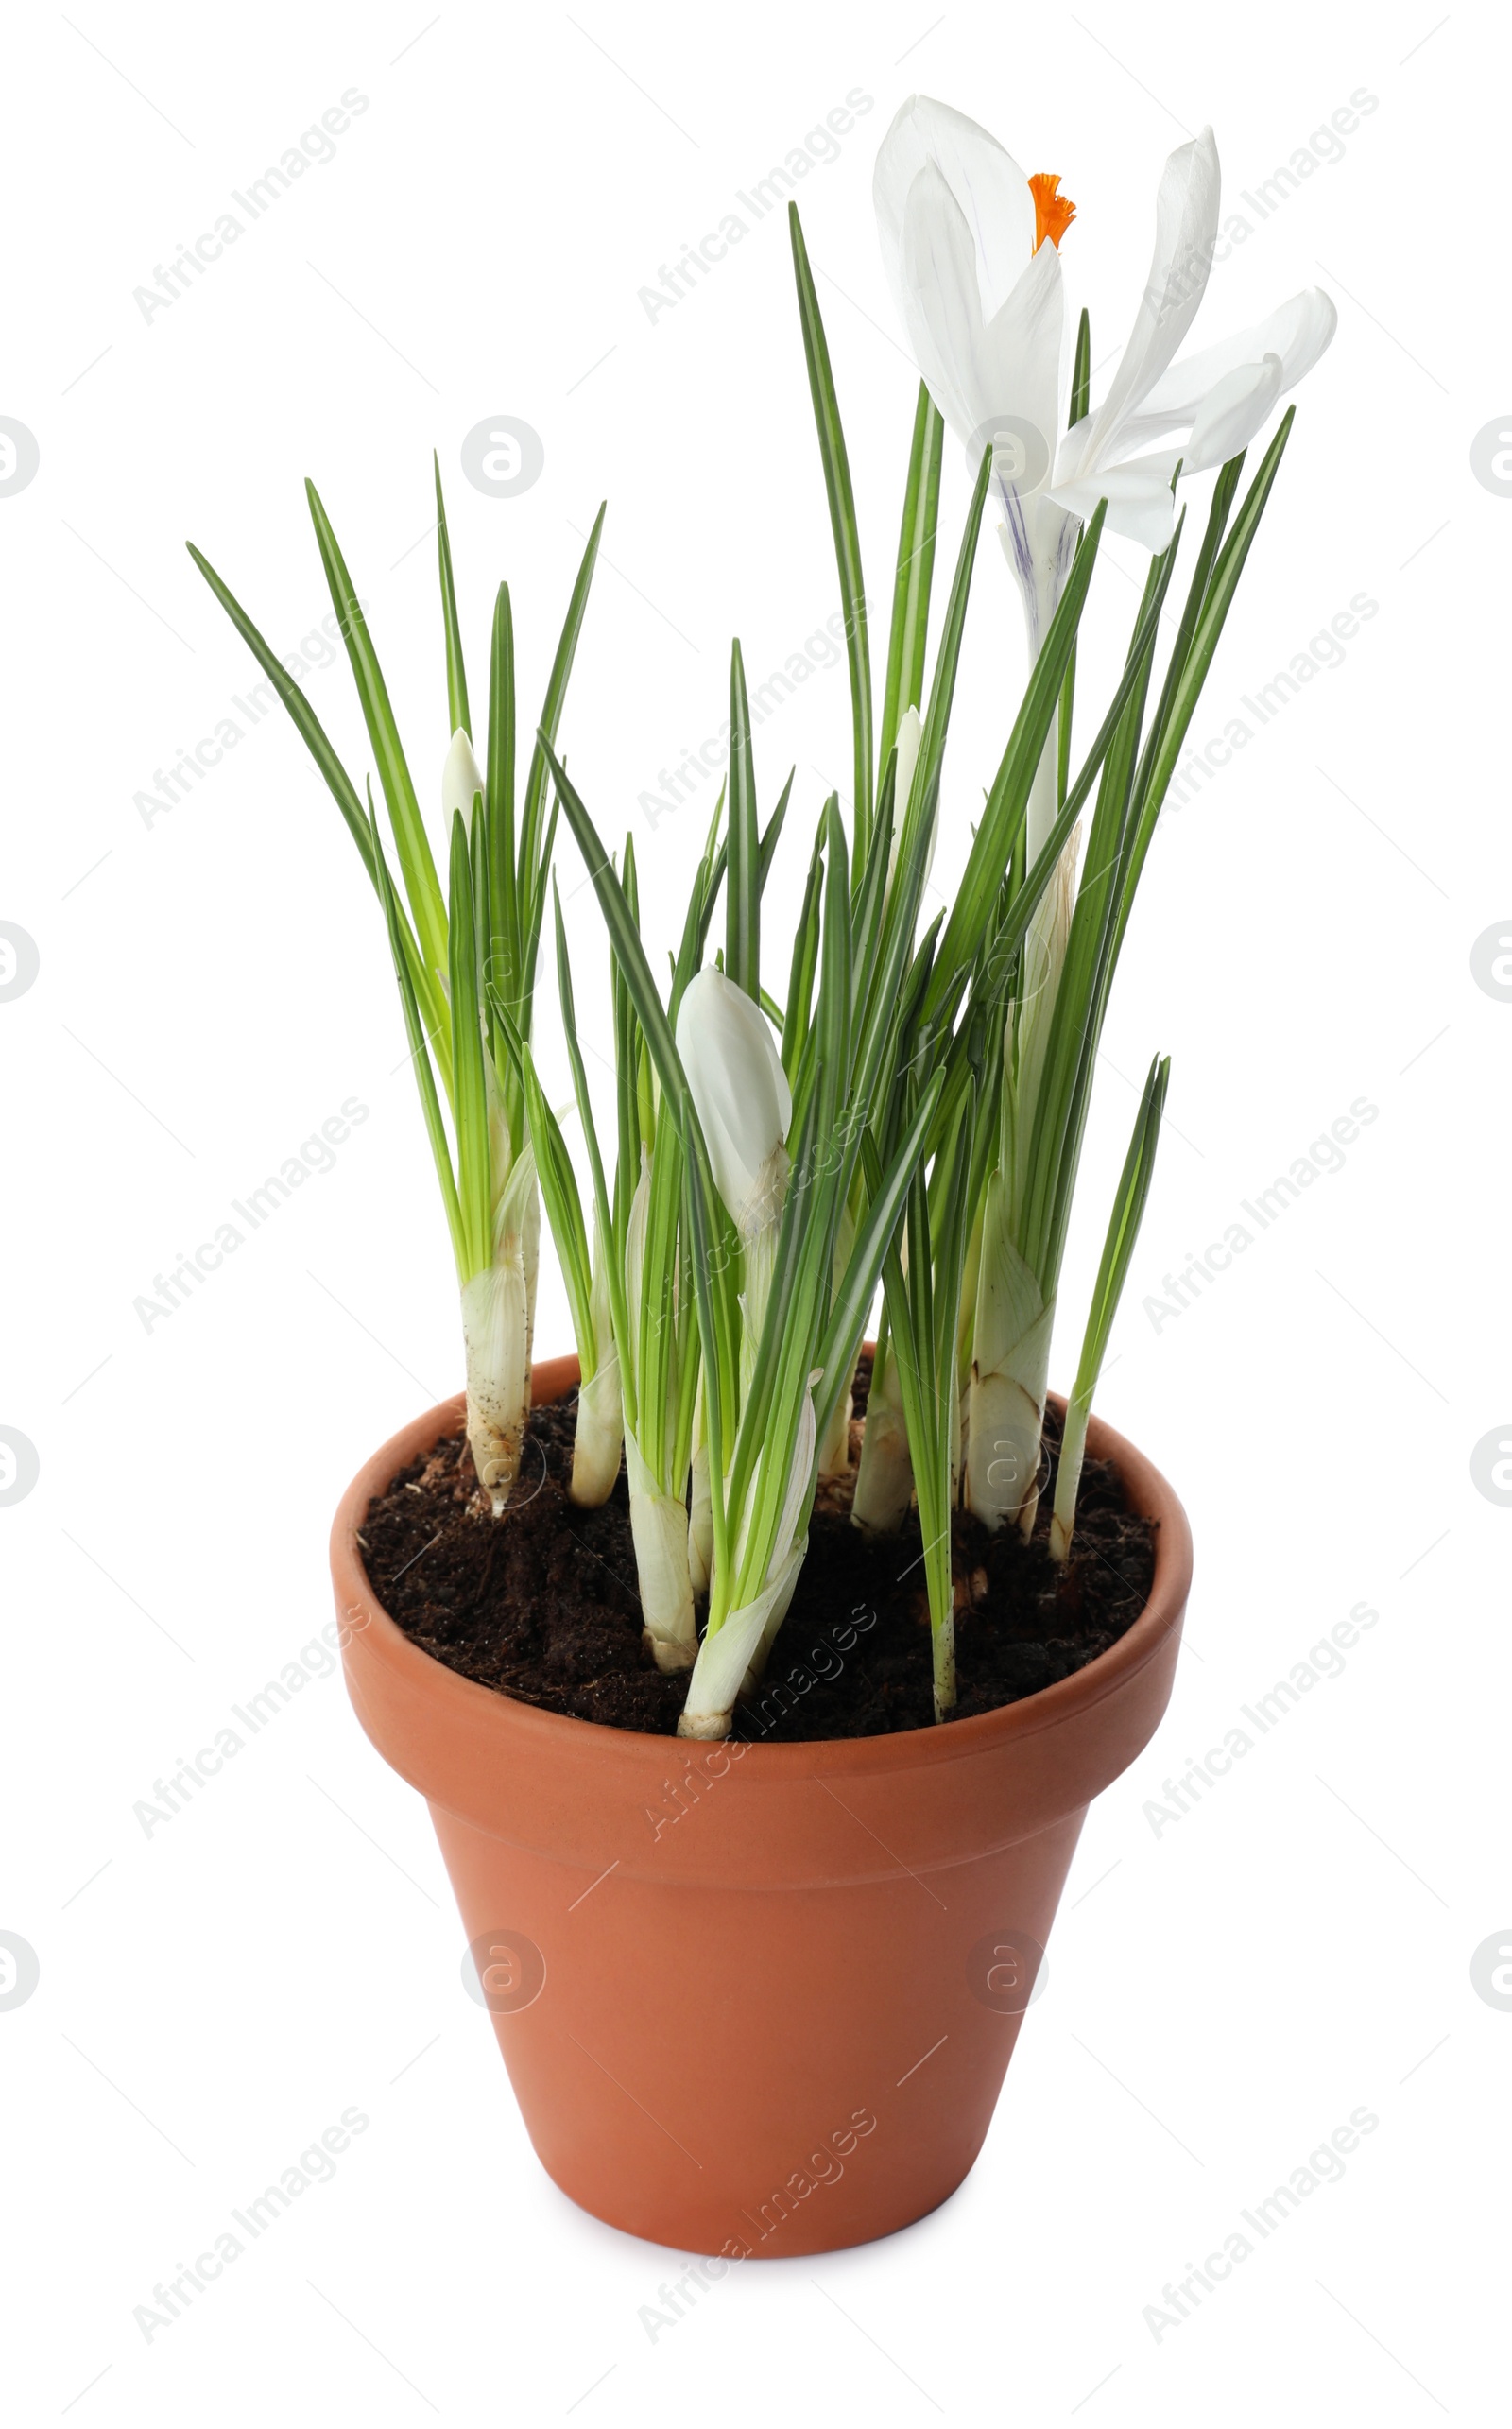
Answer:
[190,95,1332,1739]
[869,96,1335,1550]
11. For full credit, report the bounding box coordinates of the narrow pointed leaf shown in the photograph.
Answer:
[305,479,447,983]
[519,505,605,938]
[758,768,795,891]
[879,382,944,779]
[434,453,471,740]
[447,812,491,1277]
[541,739,689,1122]
[813,1066,944,1446]
[726,639,759,999]
[789,203,872,860]
[520,1045,594,1361]
[367,786,464,1272]
[782,822,826,1083]
[487,580,518,999]
[187,538,444,1040]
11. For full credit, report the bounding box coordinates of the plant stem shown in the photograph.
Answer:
[851,1314,913,1530]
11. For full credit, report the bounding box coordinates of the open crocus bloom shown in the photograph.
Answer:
[875,95,1335,603]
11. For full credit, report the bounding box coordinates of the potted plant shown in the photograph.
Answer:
[190,97,1332,2256]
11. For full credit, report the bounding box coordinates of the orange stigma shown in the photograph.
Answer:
[1029,172,1075,253]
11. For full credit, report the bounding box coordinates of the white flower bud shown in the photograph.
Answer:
[442,728,486,830]
[675,967,791,1233]
[895,701,922,822]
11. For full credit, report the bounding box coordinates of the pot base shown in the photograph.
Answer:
[433,1797,1087,2256]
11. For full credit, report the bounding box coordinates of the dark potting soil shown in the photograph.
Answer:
[357,1357,1156,1742]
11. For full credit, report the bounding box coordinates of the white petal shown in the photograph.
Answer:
[1047,456,1182,551]
[442,728,485,829]
[896,161,986,442]
[1182,353,1284,473]
[1139,287,1337,422]
[875,95,1035,321]
[1071,127,1220,485]
[973,234,1064,501]
[676,966,790,1225]
[1053,301,1328,542]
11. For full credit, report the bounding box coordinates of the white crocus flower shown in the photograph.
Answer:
[676,966,791,1244]
[876,99,1335,838]
[442,727,486,829]
[676,967,792,1596]
[876,97,1073,680]
[673,969,810,1739]
[1047,145,1335,550]
[678,965,792,1391]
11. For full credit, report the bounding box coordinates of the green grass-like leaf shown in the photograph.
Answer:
[790,203,873,863]
[518,507,606,951]
[879,382,944,784]
[447,811,492,1280]
[366,784,463,1272]
[726,639,760,1000]
[434,454,471,741]
[306,479,447,988]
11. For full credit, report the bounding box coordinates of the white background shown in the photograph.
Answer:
[3,1,1505,2420]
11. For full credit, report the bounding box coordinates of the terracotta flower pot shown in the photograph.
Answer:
[332,1354,1192,2257]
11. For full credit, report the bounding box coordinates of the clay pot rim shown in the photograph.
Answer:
[331,1353,1193,1779]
